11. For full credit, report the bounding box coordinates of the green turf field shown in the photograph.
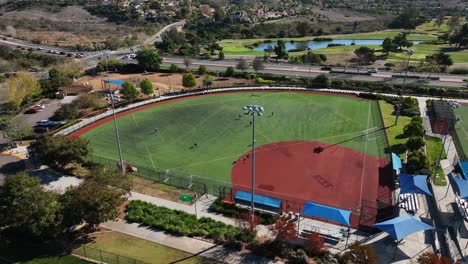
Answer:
[82,92,386,184]
[454,105,468,159]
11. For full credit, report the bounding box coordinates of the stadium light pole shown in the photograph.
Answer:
[243,105,264,223]
[105,54,125,174]
[395,49,414,125]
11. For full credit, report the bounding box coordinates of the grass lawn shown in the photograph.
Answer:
[425,136,447,186]
[0,243,89,264]
[76,231,217,264]
[379,101,412,156]
[454,105,468,159]
[82,92,385,185]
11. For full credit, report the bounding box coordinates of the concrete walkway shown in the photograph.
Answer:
[101,219,283,264]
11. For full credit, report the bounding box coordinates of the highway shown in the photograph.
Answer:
[0,22,467,90]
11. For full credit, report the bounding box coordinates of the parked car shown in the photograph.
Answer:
[59,51,66,55]
[24,108,39,114]
[36,120,55,127]
[105,94,121,101]
[33,104,45,110]
[320,66,332,71]
[36,47,44,51]
[367,68,379,73]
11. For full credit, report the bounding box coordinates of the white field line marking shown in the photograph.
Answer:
[144,143,157,168]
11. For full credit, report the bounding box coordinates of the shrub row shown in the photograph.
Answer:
[126,200,251,242]
[209,198,277,225]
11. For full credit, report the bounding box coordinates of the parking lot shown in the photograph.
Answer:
[21,96,76,127]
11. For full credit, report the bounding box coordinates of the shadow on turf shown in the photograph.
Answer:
[318,126,390,152]
[169,244,219,263]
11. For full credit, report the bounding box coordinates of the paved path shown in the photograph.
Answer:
[101,219,283,264]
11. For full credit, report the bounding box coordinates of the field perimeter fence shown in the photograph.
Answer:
[73,246,149,264]
[91,155,232,198]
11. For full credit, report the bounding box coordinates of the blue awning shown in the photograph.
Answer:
[452,176,468,200]
[399,174,432,196]
[392,153,402,171]
[301,202,351,226]
[103,79,125,86]
[459,161,468,179]
[235,191,282,209]
[373,214,433,241]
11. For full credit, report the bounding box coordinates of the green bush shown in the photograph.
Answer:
[256,77,275,84]
[450,68,468,75]
[209,198,277,225]
[126,200,245,242]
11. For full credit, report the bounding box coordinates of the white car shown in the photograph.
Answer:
[33,104,45,110]
[36,120,55,127]
[367,69,379,74]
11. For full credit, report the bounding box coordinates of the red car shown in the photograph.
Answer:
[24,108,40,114]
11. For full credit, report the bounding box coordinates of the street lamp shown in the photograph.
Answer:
[105,55,125,174]
[243,105,264,223]
[395,49,414,125]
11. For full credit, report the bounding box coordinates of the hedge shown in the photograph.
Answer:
[126,200,252,242]
[209,198,277,225]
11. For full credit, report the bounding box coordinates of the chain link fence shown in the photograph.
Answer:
[73,246,149,264]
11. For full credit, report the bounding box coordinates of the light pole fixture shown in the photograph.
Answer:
[105,54,125,174]
[395,49,414,125]
[243,105,264,224]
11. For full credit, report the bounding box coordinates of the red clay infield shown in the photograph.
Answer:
[231,141,390,228]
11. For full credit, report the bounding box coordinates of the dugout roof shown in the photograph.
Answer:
[373,214,433,241]
[103,79,125,86]
[301,202,351,226]
[459,161,468,179]
[452,175,468,200]
[234,191,282,209]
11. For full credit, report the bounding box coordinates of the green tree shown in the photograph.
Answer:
[403,116,425,138]
[28,135,92,171]
[447,15,462,32]
[183,57,192,71]
[438,32,450,44]
[236,58,249,72]
[61,180,125,228]
[182,73,196,88]
[50,104,80,121]
[287,249,308,264]
[406,136,425,151]
[5,72,42,110]
[136,48,163,72]
[225,66,235,77]
[296,22,311,37]
[0,173,63,238]
[169,64,180,73]
[407,150,428,174]
[121,82,139,101]
[5,116,32,143]
[203,75,214,87]
[392,33,413,51]
[426,52,453,71]
[140,79,154,96]
[354,46,376,65]
[218,50,225,60]
[198,65,207,75]
[449,23,468,48]
[252,56,264,73]
[274,40,288,61]
[381,37,397,55]
[388,8,423,31]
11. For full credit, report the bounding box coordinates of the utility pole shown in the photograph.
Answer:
[105,54,125,174]
[243,105,264,224]
[395,49,414,125]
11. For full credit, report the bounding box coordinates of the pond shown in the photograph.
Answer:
[253,39,423,52]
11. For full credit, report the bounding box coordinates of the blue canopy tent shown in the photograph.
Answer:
[451,176,468,200]
[459,161,468,179]
[374,214,434,259]
[301,202,351,226]
[392,153,403,173]
[399,174,432,196]
[103,79,125,86]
